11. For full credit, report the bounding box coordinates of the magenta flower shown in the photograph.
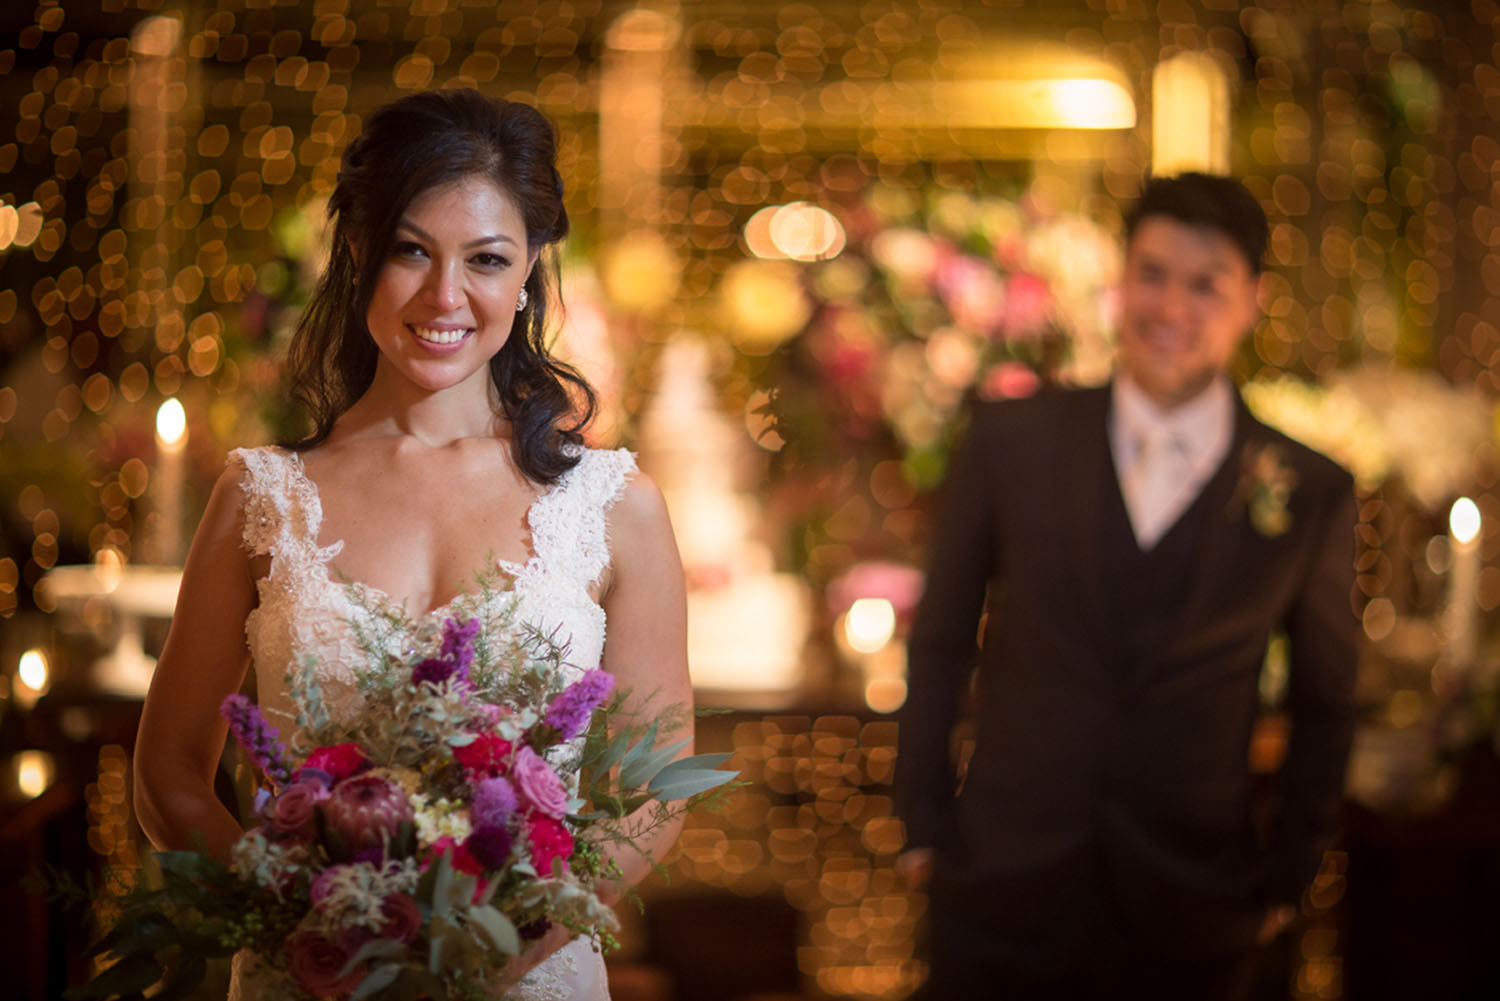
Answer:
[322,774,412,854]
[300,743,370,782]
[220,694,292,787]
[525,813,574,876]
[543,669,615,742]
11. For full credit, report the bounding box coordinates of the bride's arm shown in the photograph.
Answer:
[593,469,692,903]
[133,465,258,864]
[498,469,689,986]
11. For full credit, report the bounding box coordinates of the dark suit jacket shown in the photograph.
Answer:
[895,384,1360,961]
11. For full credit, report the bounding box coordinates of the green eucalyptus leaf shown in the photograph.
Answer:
[648,768,737,800]
[431,855,455,919]
[391,820,416,859]
[588,791,628,819]
[616,720,659,773]
[659,751,734,774]
[446,872,477,909]
[467,905,521,956]
[619,735,692,789]
[339,938,406,979]
[350,962,403,1001]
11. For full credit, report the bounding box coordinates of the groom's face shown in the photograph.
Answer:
[1118,216,1261,410]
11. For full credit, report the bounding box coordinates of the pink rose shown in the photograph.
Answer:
[379,894,423,943]
[302,743,370,782]
[286,931,364,998]
[525,813,574,877]
[511,746,569,819]
[272,780,328,840]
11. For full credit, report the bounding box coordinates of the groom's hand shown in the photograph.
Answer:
[896,847,934,890]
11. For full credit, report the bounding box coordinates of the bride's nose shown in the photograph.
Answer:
[425,262,465,311]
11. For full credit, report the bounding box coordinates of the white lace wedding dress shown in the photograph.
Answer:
[225,443,634,1001]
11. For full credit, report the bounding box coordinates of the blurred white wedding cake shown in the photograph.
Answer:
[637,337,810,699]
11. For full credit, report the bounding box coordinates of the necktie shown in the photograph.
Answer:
[1122,427,1193,549]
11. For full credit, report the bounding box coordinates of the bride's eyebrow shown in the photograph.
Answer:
[395,220,518,249]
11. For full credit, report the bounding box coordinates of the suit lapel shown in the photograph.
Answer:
[1063,386,1120,667]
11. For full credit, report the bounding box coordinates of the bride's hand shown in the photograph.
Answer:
[496,923,575,995]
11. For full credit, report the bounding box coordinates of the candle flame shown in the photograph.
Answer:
[156,398,187,448]
[18,649,48,692]
[1450,497,1481,545]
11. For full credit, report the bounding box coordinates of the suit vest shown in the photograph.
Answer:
[1098,452,1235,669]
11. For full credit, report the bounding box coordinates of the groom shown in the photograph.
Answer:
[895,173,1360,1000]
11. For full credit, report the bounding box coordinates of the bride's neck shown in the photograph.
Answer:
[337,367,503,447]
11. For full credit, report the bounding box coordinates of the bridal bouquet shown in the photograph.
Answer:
[66,608,733,1001]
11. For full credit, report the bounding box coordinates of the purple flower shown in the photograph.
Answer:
[411,657,459,686]
[465,825,514,869]
[543,669,615,742]
[471,776,518,829]
[511,746,569,819]
[411,617,481,687]
[441,617,480,667]
[220,694,292,787]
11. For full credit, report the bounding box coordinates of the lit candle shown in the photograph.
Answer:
[1444,497,1482,667]
[154,398,187,566]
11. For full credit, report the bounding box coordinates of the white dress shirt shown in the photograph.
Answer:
[1108,374,1235,550]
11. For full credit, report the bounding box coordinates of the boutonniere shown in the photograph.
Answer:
[1231,441,1298,538]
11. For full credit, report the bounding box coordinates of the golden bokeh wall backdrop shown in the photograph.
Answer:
[6,4,1500,999]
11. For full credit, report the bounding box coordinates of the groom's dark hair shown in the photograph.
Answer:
[1125,172,1269,274]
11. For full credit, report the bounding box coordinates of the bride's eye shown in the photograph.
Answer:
[392,241,427,259]
[471,252,509,270]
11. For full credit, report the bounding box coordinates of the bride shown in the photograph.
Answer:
[132,89,690,1000]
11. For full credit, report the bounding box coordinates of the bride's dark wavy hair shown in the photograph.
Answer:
[282,88,595,483]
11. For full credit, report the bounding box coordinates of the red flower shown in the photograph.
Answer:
[525,814,575,877]
[429,837,489,903]
[453,734,514,779]
[302,743,370,782]
[285,932,364,998]
[379,894,423,944]
[429,836,484,877]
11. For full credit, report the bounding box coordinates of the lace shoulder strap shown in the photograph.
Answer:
[528,447,637,590]
[227,446,328,560]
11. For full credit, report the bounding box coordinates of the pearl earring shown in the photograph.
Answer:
[516,288,528,312]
